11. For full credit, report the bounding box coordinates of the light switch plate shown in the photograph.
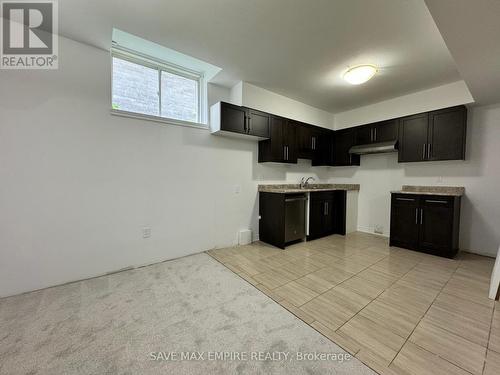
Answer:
[142,227,151,238]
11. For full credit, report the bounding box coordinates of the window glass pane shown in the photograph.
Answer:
[161,71,199,122]
[112,57,159,116]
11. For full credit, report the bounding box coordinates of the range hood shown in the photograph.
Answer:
[348,140,398,155]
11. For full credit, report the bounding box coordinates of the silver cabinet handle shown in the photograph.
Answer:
[420,208,423,225]
[425,199,448,204]
[285,197,307,202]
[247,116,251,133]
[396,197,415,201]
[415,208,418,224]
[374,128,377,141]
[284,146,287,160]
[422,144,426,160]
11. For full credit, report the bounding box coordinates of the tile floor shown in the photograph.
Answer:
[207,232,500,375]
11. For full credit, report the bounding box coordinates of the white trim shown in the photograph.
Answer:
[111,48,204,125]
[112,45,202,80]
[357,225,390,238]
[110,109,209,130]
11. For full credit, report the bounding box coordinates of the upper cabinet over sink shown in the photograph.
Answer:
[210,102,270,139]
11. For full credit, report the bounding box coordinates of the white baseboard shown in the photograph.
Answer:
[357,226,389,238]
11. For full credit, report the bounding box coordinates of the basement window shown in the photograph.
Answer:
[110,29,221,127]
[112,52,201,124]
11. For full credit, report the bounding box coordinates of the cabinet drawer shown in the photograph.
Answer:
[392,194,419,205]
[421,196,454,208]
[310,191,335,202]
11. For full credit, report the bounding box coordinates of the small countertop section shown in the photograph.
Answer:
[258,183,360,194]
[391,185,465,197]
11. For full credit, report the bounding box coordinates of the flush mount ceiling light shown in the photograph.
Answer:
[343,64,378,85]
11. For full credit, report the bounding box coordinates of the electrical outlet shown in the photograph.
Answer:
[142,227,151,238]
[374,225,384,234]
[234,185,241,194]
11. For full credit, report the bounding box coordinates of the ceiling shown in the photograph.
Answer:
[58,0,462,113]
[425,0,500,106]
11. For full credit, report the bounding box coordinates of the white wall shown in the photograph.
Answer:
[334,80,474,129]
[328,103,500,257]
[0,37,331,297]
[237,82,335,129]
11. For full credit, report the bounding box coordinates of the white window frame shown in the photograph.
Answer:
[110,45,208,128]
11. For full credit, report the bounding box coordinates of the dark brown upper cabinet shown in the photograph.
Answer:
[374,119,399,142]
[428,106,467,161]
[215,101,467,166]
[355,119,398,145]
[247,108,271,138]
[258,116,297,163]
[398,106,467,163]
[312,129,334,166]
[398,113,429,162]
[210,102,270,139]
[296,124,335,166]
[331,128,360,166]
[297,124,313,159]
[355,125,373,145]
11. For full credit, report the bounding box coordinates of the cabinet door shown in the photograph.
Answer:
[332,128,360,166]
[283,120,297,163]
[220,102,248,134]
[312,130,333,166]
[356,125,373,145]
[428,106,466,161]
[308,198,324,240]
[246,109,270,138]
[297,124,313,159]
[374,119,398,142]
[419,197,454,256]
[333,190,347,235]
[323,199,335,235]
[398,113,429,162]
[390,195,420,249]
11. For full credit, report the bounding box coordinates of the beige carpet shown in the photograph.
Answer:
[0,253,374,375]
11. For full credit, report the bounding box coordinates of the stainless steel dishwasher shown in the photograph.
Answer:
[284,194,306,243]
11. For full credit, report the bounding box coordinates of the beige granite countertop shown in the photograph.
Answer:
[258,183,360,193]
[391,185,465,197]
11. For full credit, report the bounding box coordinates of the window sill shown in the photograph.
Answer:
[110,109,209,130]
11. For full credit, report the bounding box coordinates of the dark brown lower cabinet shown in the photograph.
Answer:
[390,193,461,258]
[308,191,346,240]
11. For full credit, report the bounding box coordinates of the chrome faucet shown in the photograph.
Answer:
[300,176,316,189]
